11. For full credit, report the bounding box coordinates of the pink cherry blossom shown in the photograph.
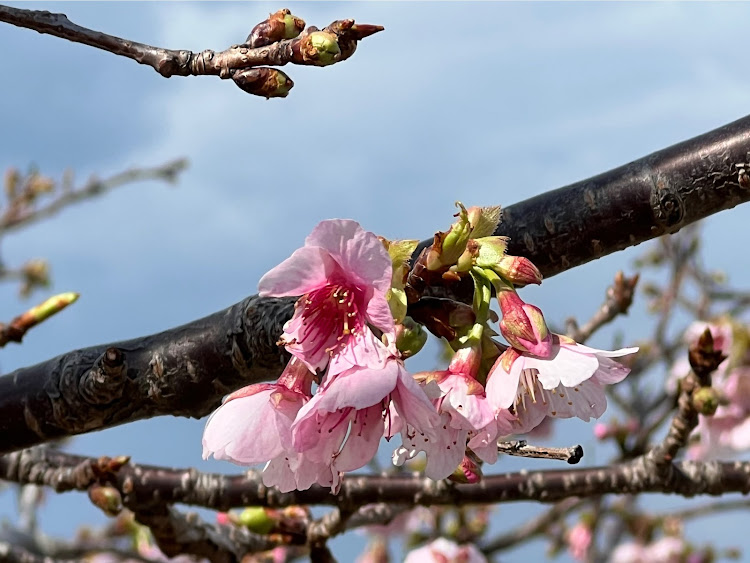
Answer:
[393,342,512,476]
[567,522,593,561]
[486,335,638,433]
[404,537,487,563]
[258,219,394,373]
[202,357,327,491]
[290,354,438,488]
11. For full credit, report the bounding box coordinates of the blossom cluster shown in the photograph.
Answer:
[203,206,638,492]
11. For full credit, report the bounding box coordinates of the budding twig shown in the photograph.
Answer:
[0,5,383,98]
[646,329,726,469]
[0,292,79,347]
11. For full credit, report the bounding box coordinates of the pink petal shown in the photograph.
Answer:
[513,399,548,434]
[524,346,599,389]
[202,390,284,464]
[592,355,633,384]
[364,289,396,335]
[262,456,297,493]
[335,405,384,472]
[486,355,523,410]
[468,421,499,464]
[316,362,399,412]
[258,246,336,297]
[423,427,468,480]
[392,370,440,431]
[327,330,391,376]
[292,407,351,460]
[305,219,392,292]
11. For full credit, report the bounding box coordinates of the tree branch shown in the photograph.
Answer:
[416,114,750,280]
[0,159,188,235]
[1,115,750,452]
[2,448,749,512]
[0,296,294,454]
[0,5,383,98]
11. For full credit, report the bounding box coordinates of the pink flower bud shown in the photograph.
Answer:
[593,423,610,440]
[497,291,552,357]
[495,255,543,286]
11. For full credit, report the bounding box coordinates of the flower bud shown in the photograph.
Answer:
[448,455,482,484]
[27,291,79,324]
[239,506,276,534]
[245,9,305,47]
[495,255,543,286]
[395,317,427,358]
[692,386,720,415]
[232,68,294,98]
[425,203,473,271]
[497,290,551,357]
[88,484,123,516]
[300,31,341,66]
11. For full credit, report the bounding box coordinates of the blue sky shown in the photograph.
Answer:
[2,2,750,561]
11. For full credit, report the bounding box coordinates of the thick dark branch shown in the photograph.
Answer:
[1,115,750,452]
[2,448,749,511]
[415,114,750,279]
[0,296,294,454]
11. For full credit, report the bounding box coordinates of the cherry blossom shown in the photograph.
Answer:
[486,334,638,433]
[404,537,487,563]
[258,219,394,373]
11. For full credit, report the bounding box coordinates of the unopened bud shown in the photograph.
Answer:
[692,386,720,415]
[448,455,482,484]
[426,203,473,271]
[22,259,50,287]
[245,9,305,47]
[232,68,294,98]
[28,174,54,196]
[395,317,427,358]
[88,484,123,516]
[497,290,551,357]
[689,328,727,379]
[300,31,341,66]
[495,255,543,286]
[27,292,79,324]
[239,506,276,534]
[216,512,233,526]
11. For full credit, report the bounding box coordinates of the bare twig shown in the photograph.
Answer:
[497,440,584,464]
[0,159,188,234]
[567,271,639,343]
[480,498,583,555]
